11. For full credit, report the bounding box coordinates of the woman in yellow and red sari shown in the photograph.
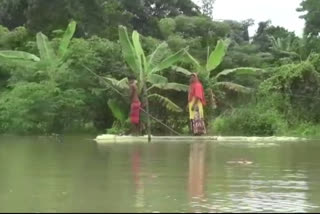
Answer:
[188,73,206,135]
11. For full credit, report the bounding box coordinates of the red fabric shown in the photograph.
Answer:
[130,101,141,124]
[188,79,206,106]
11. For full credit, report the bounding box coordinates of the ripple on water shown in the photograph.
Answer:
[187,175,319,213]
[194,191,319,213]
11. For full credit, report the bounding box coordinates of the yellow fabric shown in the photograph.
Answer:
[188,98,204,120]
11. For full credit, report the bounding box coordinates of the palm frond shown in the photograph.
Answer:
[213,82,253,94]
[172,66,192,76]
[148,42,169,68]
[118,26,141,77]
[206,39,230,73]
[216,67,263,80]
[132,30,147,85]
[104,77,129,90]
[0,50,40,62]
[36,32,56,61]
[148,93,182,112]
[148,74,168,85]
[151,48,186,73]
[58,20,77,59]
[132,31,145,58]
[107,99,128,122]
[152,83,189,92]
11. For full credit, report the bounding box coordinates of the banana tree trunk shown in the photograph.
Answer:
[205,88,218,125]
[143,85,152,143]
[208,89,218,110]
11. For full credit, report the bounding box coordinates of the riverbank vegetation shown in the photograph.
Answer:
[0,0,319,137]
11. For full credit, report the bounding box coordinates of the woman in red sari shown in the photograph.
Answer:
[188,73,206,135]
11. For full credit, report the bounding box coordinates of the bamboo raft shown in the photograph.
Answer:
[94,134,307,144]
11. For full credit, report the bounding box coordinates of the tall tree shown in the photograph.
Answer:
[252,21,296,52]
[201,0,215,19]
[224,19,254,44]
[0,0,133,38]
[119,0,200,37]
[297,0,320,36]
[0,0,28,29]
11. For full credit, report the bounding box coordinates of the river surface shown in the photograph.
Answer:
[0,135,319,213]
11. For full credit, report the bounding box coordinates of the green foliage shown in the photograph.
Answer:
[308,53,320,72]
[0,21,123,134]
[106,120,131,135]
[0,0,320,137]
[0,82,87,134]
[36,33,56,61]
[224,19,254,43]
[159,18,176,39]
[259,62,319,95]
[221,43,273,69]
[259,62,320,123]
[287,123,320,137]
[58,20,76,59]
[206,39,230,75]
[211,89,320,138]
[118,26,141,78]
[0,0,133,38]
[0,26,30,50]
[297,0,320,36]
[252,21,296,53]
[210,59,320,138]
[210,104,288,136]
[301,36,320,59]
[119,0,199,36]
[216,67,264,80]
[160,15,231,62]
[184,38,230,77]
[213,82,253,94]
[0,20,77,75]
[0,50,39,62]
[107,99,128,123]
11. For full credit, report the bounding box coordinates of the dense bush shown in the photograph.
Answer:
[210,101,288,136]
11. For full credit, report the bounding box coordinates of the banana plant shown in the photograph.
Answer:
[174,39,263,109]
[269,35,301,59]
[111,26,189,139]
[118,25,188,97]
[0,21,77,83]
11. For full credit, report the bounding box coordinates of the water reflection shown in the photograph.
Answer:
[131,148,145,210]
[188,143,207,212]
[1,136,320,213]
[186,142,320,213]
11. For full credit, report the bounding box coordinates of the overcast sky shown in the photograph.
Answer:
[193,0,305,37]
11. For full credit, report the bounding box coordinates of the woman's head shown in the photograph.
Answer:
[128,75,137,84]
[190,73,198,83]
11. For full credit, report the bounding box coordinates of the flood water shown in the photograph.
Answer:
[0,135,319,213]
